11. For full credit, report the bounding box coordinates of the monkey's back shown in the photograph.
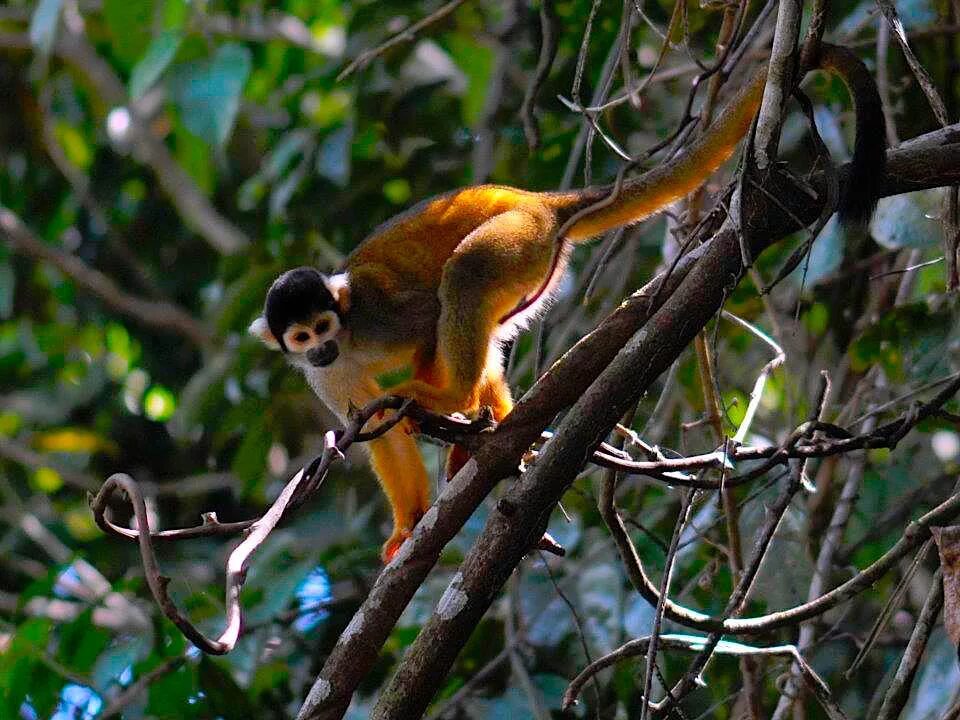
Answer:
[344,185,546,290]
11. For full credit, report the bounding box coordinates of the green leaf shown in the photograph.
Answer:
[870,190,942,249]
[130,30,183,101]
[231,414,273,496]
[197,657,255,719]
[0,619,54,718]
[849,302,952,380]
[0,260,13,319]
[162,0,189,30]
[172,118,214,194]
[53,122,93,170]
[103,0,152,67]
[383,178,412,205]
[316,125,353,188]
[28,0,64,56]
[169,43,252,147]
[147,661,199,718]
[446,34,494,124]
[92,635,151,691]
[57,611,110,674]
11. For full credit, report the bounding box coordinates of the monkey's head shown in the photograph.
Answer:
[249,267,350,368]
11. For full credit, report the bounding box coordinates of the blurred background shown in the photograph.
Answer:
[1,0,959,717]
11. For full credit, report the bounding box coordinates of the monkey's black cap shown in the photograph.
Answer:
[264,267,337,352]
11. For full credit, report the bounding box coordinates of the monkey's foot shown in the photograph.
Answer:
[381,528,413,564]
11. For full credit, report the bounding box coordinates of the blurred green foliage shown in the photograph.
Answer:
[1,0,959,718]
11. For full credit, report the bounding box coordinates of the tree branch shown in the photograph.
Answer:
[299,128,960,720]
[1,206,211,348]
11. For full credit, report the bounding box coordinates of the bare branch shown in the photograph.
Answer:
[875,568,945,720]
[336,0,472,81]
[1,206,211,348]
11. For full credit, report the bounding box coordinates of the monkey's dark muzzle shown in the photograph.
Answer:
[306,341,339,367]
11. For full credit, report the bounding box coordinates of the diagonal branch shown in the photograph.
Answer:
[0,28,249,255]
[296,127,960,720]
[1,206,211,348]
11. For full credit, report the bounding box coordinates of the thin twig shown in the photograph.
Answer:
[875,568,945,720]
[90,397,490,653]
[336,0,472,81]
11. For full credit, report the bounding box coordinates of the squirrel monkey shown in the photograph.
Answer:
[250,45,885,562]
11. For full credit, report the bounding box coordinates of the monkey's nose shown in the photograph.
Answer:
[306,341,339,367]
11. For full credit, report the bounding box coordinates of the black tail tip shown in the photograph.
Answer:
[837,74,887,231]
[837,140,886,231]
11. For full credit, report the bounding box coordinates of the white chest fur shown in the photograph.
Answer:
[291,341,408,424]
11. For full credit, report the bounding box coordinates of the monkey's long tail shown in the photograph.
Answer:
[555,43,885,241]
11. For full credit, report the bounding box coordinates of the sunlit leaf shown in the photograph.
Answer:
[143,385,176,421]
[28,0,64,56]
[64,507,100,541]
[383,178,412,204]
[162,0,189,30]
[53,122,92,171]
[870,190,942,249]
[31,428,117,455]
[168,43,252,146]
[31,466,63,494]
[130,31,183,101]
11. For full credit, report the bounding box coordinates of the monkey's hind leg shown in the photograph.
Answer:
[391,209,552,416]
[445,373,515,480]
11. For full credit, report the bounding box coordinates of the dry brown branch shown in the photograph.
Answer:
[99,656,186,720]
[1,206,211,348]
[875,568,945,720]
[90,397,493,653]
[336,0,472,81]
[753,0,801,167]
[875,0,950,126]
[519,0,559,149]
[639,488,697,720]
[565,635,845,719]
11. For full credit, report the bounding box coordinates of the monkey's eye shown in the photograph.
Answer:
[293,331,310,343]
[315,319,330,334]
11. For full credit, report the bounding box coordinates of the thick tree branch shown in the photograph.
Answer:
[297,127,960,720]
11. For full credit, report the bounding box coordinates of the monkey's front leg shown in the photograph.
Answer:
[366,427,432,562]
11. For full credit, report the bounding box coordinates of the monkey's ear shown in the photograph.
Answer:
[324,273,351,313]
[249,317,281,350]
